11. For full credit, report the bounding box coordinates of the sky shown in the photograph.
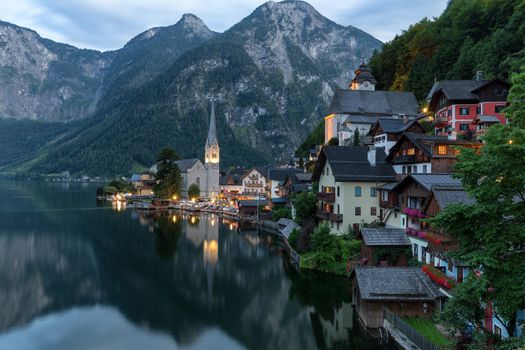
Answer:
[1,0,449,51]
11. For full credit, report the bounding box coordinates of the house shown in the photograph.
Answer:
[130,174,155,196]
[238,199,269,218]
[369,118,425,154]
[240,167,268,197]
[266,168,303,199]
[427,72,510,137]
[358,228,411,266]
[281,172,312,198]
[324,63,420,145]
[472,115,502,137]
[382,174,475,285]
[312,146,396,234]
[219,173,242,196]
[385,132,481,177]
[351,267,444,328]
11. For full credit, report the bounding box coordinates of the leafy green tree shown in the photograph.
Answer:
[188,183,200,199]
[327,137,339,146]
[292,191,317,225]
[153,146,182,199]
[431,72,525,343]
[272,206,291,222]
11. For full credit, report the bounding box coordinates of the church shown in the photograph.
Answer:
[324,62,420,145]
[160,103,220,199]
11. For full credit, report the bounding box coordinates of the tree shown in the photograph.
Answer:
[153,146,182,199]
[432,72,525,344]
[353,129,360,146]
[188,183,200,199]
[292,191,318,225]
[272,206,291,222]
[327,137,339,146]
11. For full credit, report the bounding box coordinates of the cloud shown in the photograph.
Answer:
[0,0,448,51]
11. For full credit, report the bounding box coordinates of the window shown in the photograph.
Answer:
[355,207,361,216]
[413,244,418,256]
[337,204,340,214]
[494,325,502,339]
[402,166,406,174]
[412,166,417,173]
[423,165,428,173]
[460,107,469,115]
[371,187,377,197]
[447,109,452,116]
[355,186,362,197]
[407,148,415,156]
[495,105,505,113]
[196,177,200,185]
[476,106,481,114]
[448,261,453,272]
[381,191,388,201]
[460,123,469,131]
[437,145,447,155]
[370,207,376,216]
[327,167,330,176]
[402,217,406,226]
[337,186,340,197]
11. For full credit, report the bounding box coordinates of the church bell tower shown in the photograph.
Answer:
[204,102,220,197]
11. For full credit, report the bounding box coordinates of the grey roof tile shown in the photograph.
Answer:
[361,228,411,246]
[328,89,419,116]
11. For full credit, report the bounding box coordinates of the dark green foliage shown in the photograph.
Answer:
[106,179,132,193]
[288,228,299,250]
[292,191,317,225]
[327,137,339,146]
[295,119,324,157]
[372,246,412,266]
[369,0,525,101]
[272,206,291,222]
[153,147,182,199]
[187,183,200,199]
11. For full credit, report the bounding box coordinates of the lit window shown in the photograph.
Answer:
[407,148,415,156]
[437,145,447,155]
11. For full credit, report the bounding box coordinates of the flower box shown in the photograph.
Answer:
[424,232,444,245]
[422,264,456,289]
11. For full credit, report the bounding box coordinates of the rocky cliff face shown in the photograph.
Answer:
[0,21,111,121]
[1,1,382,175]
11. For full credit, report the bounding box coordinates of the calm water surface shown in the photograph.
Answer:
[0,182,390,350]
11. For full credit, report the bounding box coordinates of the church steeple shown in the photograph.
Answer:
[350,61,377,91]
[205,102,219,166]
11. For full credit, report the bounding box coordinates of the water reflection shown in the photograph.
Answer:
[0,182,390,350]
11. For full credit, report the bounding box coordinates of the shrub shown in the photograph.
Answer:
[289,228,299,250]
[273,206,291,222]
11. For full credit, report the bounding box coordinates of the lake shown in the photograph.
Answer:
[0,181,390,350]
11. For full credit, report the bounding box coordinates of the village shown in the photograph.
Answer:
[98,61,524,349]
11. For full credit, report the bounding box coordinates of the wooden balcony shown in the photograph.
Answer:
[317,192,335,203]
[433,115,449,126]
[392,154,416,164]
[316,210,343,222]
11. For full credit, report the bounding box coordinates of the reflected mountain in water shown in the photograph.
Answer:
[0,182,388,350]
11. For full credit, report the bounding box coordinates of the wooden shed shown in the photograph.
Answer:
[358,228,411,266]
[351,267,444,329]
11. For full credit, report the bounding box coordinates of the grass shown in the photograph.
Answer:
[404,317,451,347]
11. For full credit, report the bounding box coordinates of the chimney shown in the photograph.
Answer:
[367,146,376,166]
[475,71,483,82]
[402,115,408,124]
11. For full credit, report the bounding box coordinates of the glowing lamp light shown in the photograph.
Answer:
[191,198,196,203]
[508,139,513,145]
[172,195,178,200]
[171,215,177,223]
[422,107,428,113]
[190,216,196,224]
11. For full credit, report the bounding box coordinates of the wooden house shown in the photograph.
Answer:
[369,118,425,154]
[358,228,411,266]
[351,267,444,328]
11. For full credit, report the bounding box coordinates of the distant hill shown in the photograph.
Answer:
[369,0,525,101]
[0,1,382,175]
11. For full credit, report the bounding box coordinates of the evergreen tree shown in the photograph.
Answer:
[353,129,360,146]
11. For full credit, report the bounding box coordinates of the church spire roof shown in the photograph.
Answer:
[206,102,218,146]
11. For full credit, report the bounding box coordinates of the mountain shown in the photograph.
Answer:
[0,1,382,176]
[0,20,112,121]
[369,0,525,101]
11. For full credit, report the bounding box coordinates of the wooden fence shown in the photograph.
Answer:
[383,308,440,350]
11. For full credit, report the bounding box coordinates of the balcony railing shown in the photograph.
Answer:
[392,154,416,164]
[316,209,331,220]
[380,200,399,210]
[433,115,449,126]
[403,207,427,218]
[316,210,343,222]
[317,192,335,203]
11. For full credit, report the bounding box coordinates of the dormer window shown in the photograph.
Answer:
[407,148,415,156]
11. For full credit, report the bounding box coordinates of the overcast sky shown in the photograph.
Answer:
[1,0,448,51]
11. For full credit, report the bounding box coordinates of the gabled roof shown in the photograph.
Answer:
[241,167,268,180]
[427,78,510,106]
[473,115,501,124]
[370,118,425,136]
[328,89,419,116]
[397,174,462,192]
[386,132,479,160]
[219,174,241,186]
[432,188,475,209]
[312,146,396,182]
[360,228,411,246]
[175,159,200,172]
[352,267,444,301]
[267,168,303,181]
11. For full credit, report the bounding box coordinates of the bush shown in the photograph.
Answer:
[273,206,291,222]
[311,223,339,253]
[289,228,299,250]
[292,191,317,225]
[297,220,316,252]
